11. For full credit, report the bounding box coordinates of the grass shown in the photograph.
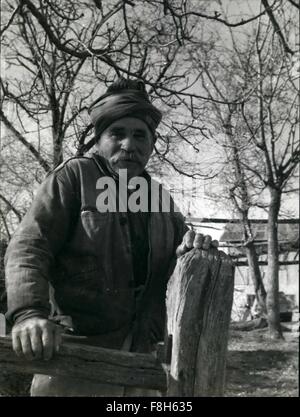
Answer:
[225,327,299,397]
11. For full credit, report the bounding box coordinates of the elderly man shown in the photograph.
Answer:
[5,78,218,396]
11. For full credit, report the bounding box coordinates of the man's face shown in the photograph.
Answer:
[96,117,154,178]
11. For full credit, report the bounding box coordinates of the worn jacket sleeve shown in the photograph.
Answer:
[5,162,79,325]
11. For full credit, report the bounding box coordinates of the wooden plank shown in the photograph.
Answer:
[166,248,234,397]
[219,240,298,247]
[234,260,299,266]
[0,336,167,391]
[186,217,299,224]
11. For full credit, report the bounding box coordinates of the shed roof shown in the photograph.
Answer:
[220,222,299,245]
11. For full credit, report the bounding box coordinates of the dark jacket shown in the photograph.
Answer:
[5,154,187,352]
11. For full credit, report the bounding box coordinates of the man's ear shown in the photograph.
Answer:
[94,133,101,148]
[151,133,157,150]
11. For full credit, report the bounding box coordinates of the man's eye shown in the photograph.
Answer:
[134,133,146,140]
[110,131,124,139]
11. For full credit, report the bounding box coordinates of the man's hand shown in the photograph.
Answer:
[12,317,63,361]
[176,230,219,257]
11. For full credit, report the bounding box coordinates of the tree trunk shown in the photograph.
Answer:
[245,243,267,316]
[241,213,267,317]
[224,122,267,317]
[266,187,283,339]
[53,138,63,168]
[52,123,63,168]
[51,97,63,168]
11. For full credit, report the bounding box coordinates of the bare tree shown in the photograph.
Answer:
[187,2,299,338]
[251,16,299,339]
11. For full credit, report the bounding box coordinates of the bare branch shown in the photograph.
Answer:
[0,193,22,222]
[20,0,110,59]
[0,107,51,172]
[0,4,20,36]
[163,0,276,28]
[287,0,300,8]
[0,209,12,239]
[261,0,295,55]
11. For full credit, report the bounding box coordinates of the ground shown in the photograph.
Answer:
[0,326,298,397]
[225,325,299,397]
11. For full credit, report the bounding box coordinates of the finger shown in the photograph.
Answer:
[30,328,43,360]
[176,242,186,257]
[211,239,219,248]
[202,235,212,250]
[41,328,55,361]
[193,233,204,249]
[53,326,63,354]
[12,333,23,357]
[19,332,35,361]
[176,230,197,257]
[183,230,196,249]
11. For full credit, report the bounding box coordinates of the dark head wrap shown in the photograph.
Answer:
[88,78,162,140]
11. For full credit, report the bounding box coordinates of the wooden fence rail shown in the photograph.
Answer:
[0,336,166,391]
[0,248,234,396]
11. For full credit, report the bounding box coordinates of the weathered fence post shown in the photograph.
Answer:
[165,248,234,397]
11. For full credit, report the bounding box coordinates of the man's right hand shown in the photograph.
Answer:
[12,317,63,361]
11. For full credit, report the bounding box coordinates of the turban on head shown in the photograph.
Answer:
[88,78,162,141]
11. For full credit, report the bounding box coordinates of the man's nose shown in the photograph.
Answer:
[120,135,135,152]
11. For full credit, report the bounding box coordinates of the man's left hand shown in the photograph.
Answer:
[176,230,219,257]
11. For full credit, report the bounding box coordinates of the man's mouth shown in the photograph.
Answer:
[117,158,138,164]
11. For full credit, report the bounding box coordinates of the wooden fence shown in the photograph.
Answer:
[0,248,234,396]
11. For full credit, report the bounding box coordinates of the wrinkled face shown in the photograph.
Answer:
[96,117,154,178]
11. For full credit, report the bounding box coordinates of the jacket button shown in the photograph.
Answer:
[120,217,127,226]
